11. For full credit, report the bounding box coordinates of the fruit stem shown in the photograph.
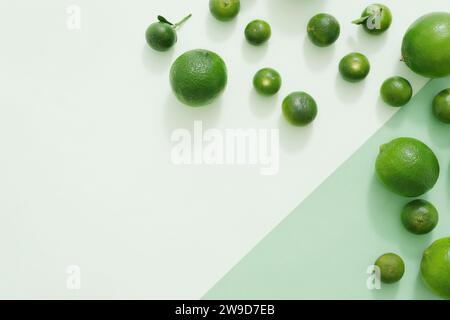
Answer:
[174,13,192,30]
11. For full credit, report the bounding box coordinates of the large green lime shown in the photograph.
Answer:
[375,253,405,284]
[170,49,227,107]
[375,137,440,197]
[401,12,450,78]
[421,237,450,299]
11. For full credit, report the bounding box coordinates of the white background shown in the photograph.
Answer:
[0,0,446,298]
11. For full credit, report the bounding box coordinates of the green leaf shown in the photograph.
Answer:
[157,15,173,25]
[352,15,370,25]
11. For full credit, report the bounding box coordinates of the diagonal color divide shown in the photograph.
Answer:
[204,76,450,300]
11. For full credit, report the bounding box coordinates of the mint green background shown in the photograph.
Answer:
[205,76,450,300]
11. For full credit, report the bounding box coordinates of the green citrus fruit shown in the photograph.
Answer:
[209,0,240,21]
[433,88,450,123]
[375,253,405,284]
[401,199,438,235]
[375,137,440,197]
[339,52,370,82]
[380,76,413,107]
[421,237,450,299]
[401,12,450,78]
[170,49,227,107]
[245,20,271,45]
[282,92,318,126]
[145,22,177,51]
[253,68,282,96]
[352,4,392,35]
[307,13,340,47]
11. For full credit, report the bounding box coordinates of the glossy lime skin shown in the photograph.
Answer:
[421,237,450,300]
[360,4,392,34]
[401,199,439,235]
[375,253,405,284]
[432,88,450,123]
[209,0,240,21]
[380,76,413,107]
[282,92,317,126]
[375,137,440,197]
[339,52,370,82]
[253,68,282,96]
[145,22,177,51]
[245,20,271,45]
[307,13,340,47]
[401,12,450,78]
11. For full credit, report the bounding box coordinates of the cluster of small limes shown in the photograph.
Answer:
[145,1,450,299]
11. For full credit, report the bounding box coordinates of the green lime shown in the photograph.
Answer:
[421,237,450,299]
[145,14,192,51]
[352,4,392,35]
[307,13,340,47]
[339,52,370,82]
[282,92,317,126]
[245,20,271,45]
[253,68,282,96]
[375,137,440,197]
[375,253,405,284]
[401,199,439,235]
[209,0,240,21]
[433,88,450,123]
[170,49,227,107]
[401,12,450,78]
[380,76,413,107]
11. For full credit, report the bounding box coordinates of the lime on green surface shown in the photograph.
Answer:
[282,92,317,126]
[375,137,440,197]
[352,3,392,35]
[245,20,271,45]
[401,199,438,235]
[375,253,405,284]
[339,52,370,82]
[204,76,450,300]
[401,12,450,78]
[433,88,450,123]
[253,68,282,96]
[307,13,340,47]
[421,237,450,300]
[380,76,413,107]
[170,49,227,107]
[209,0,240,21]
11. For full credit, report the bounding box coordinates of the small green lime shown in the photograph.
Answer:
[380,76,413,107]
[433,88,450,123]
[245,20,271,45]
[170,49,228,107]
[253,68,282,96]
[282,92,317,126]
[401,199,438,235]
[339,52,370,82]
[375,137,440,197]
[421,237,450,299]
[375,253,405,284]
[307,13,340,47]
[353,3,392,35]
[209,0,240,21]
[145,22,177,51]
